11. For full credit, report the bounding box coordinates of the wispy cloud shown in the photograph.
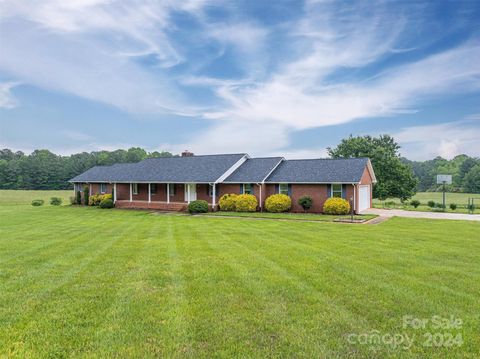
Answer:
[0,82,19,109]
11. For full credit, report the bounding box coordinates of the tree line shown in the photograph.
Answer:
[1,136,479,197]
[0,148,174,190]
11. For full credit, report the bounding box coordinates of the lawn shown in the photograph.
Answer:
[201,211,376,222]
[373,191,480,214]
[0,189,72,206]
[0,191,479,357]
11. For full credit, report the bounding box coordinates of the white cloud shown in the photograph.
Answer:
[0,82,19,109]
[394,119,480,160]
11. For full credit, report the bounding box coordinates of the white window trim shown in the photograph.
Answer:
[133,183,138,195]
[243,183,253,194]
[279,183,289,195]
[331,183,342,198]
[100,183,106,194]
[150,183,157,194]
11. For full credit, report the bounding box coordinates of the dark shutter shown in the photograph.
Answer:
[287,184,292,196]
[240,184,244,194]
[342,184,347,199]
[275,184,279,194]
[327,184,332,198]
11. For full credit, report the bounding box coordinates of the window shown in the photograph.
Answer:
[208,184,215,197]
[243,183,253,194]
[332,184,342,198]
[75,183,83,192]
[279,183,289,195]
[168,184,176,196]
[150,184,157,194]
[100,183,106,194]
[132,183,138,195]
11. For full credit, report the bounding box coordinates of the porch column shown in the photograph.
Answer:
[113,183,117,203]
[89,183,92,195]
[187,183,190,204]
[148,183,151,203]
[167,183,170,204]
[130,183,132,202]
[212,183,216,208]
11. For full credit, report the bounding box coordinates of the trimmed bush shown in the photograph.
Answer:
[31,199,44,207]
[410,200,420,208]
[188,200,209,214]
[50,197,62,206]
[265,194,291,213]
[89,194,112,206]
[323,197,350,215]
[427,200,435,208]
[298,195,313,212]
[76,190,82,205]
[235,194,258,212]
[219,194,238,211]
[449,203,457,211]
[99,198,114,209]
[84,186,89,206]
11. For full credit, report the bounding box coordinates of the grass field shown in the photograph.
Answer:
[1,191,479,357]
[373,191,480,214]
[0,189,72,205]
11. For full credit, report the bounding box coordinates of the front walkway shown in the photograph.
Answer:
[362,208,480,221]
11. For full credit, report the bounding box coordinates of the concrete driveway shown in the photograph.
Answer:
[362,208,480,221]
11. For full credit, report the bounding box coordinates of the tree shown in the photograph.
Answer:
[463,164,480,193]
[328,135,418,201]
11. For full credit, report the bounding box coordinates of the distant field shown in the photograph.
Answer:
[373,191,479,206]
[0,190,73,205]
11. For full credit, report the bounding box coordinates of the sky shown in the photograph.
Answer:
[0,0,479,161]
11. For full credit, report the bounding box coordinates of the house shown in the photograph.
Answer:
[70,151,376,213]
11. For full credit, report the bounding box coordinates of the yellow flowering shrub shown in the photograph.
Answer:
[219,194,237,211]
[265,194,292,213]
[235,194,258,212]
[89,193,112,206]
[323,197,350,215]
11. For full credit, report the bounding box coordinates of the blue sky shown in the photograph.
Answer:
[0,0,479,160]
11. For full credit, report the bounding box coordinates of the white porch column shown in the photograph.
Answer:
[129,183,132,202]
[187,183,190,204]
[212,183,216,208]
[89,183,92,195]
[114,183,117,203]
[148,183,151,203]
[167,183,170,204]
[259,184,262,211]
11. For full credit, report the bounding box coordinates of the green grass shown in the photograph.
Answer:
[1,191,479,357]
[0,189,72,206]
[373,191,480,214]
[203,211,376,222]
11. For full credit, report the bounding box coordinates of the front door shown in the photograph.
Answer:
[184,183,197,202]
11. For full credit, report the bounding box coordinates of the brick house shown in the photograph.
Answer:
[70,152,376,213]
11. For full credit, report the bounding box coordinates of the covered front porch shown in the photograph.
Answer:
[111,182,218,211]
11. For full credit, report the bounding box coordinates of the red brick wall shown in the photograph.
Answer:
[289,184,329,212]
[218,183,262,208]
[354,167,374,213]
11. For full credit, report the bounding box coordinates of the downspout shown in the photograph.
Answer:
[353,183,356,214]
[256,183,262,211]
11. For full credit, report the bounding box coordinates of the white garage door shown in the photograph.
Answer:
[358,185,371,212]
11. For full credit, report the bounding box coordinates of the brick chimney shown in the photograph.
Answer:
[181,150,194,157]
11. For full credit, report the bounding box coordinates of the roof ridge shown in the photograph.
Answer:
[284,157,368,161]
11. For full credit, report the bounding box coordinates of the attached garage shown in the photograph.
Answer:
[358,185,371,212]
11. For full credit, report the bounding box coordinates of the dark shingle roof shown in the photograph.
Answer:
[264,158,369,183]
[70,154,246,183]
[224,157,284,183]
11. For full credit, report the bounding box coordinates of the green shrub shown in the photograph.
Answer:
[467,203,476,212]
[99,198,114,209]
[235,194,258,212]
[323,197,350,215]
[427,200,436,208]
[69,196,76,205]
[50,197,62,206]
[449,203,457,211]
[76,190,82,205]
[89,194,112,206]
[265,194,291,213]
[219,194,238,211]
[188,200,209,214]
[384,201,396,208]
[410,199,420,208]
[84,186,89,206]
[298,195,313,212]
[435,202,444,209]
[31,199,44,207]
